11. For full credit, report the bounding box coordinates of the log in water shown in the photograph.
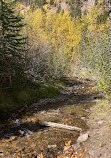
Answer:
[39,121,82,132]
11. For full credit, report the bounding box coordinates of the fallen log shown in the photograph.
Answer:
[39,121,82,132]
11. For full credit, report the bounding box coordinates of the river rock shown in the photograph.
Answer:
[77,133,89,143]
[48,144,57,148]
[14,119,21,127]
[81,117,86,121]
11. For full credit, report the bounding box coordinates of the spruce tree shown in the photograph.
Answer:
[0,0,27,75]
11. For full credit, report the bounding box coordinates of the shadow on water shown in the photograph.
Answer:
[0,98,98,158]
[0,96,98,140]
[0,77,102,139]
[0,77,103,157]
[0,121,47,139]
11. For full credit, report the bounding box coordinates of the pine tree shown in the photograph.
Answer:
[0,0,27,75]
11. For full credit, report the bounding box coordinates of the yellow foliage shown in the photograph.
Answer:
[43,4,50,11]
[46,0,50,3]
[81,3,110,40]
[45,10,83,59]
[86,4,103,32]
[25,8,47,45]
[54,0,61,4]
[38,153,43,158]
[24,1,110,62]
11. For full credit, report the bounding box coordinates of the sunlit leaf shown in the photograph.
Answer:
[38,153,43,158]
[65,140,71,146]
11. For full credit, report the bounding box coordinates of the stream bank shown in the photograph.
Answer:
[82,99,111,158]
[0,77,102,158]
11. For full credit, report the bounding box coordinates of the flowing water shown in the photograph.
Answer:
[0,77,102,158]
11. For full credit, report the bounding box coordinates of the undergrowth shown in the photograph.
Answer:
[0,77,66,114]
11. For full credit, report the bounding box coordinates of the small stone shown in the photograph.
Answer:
[77,133,89,143]
[0,152,4,157]
[14,119,21,127]
[48,145,57,148]
[18,130,25,136]
[81,117,86,121]
[98,121,104,125]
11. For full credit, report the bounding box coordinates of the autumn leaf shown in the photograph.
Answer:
[65,150,69,155]
[65,140,71,146]
[79,151,83,156]
[38,153,43,158]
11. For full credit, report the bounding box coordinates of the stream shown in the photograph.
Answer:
[0,77,102,158]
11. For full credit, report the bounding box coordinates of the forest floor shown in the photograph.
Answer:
[0,77,110,158]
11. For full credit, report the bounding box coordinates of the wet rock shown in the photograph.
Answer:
[77,133,89,143]
[18,130,25,136]
[18,128,32,137]
[14,119,21,126]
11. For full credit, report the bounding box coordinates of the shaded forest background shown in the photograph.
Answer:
[0,0,111,113]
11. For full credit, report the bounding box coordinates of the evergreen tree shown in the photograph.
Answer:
[0,0,27,75]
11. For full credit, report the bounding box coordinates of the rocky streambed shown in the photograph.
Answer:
[0,77,102,158]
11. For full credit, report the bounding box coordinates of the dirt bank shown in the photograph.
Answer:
[82,100,111,158]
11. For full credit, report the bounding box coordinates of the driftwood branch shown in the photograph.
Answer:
[39,121,82,132]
